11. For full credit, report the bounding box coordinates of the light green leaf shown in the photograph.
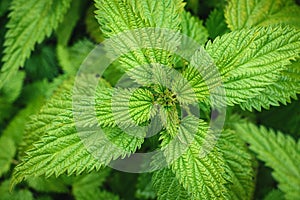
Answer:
[233,121,300,200]
[96,86,157,128]
[219,130,255,200]
[159,105,180,137]
[225,0,300,30]
[0,71,25,103]
[56,0,83,46]
[181,11,208,45]
[95,0,184,79]
[152,168,189,200]
[0,0,72,88]
[129,88,156,124]
[205,26,300,107]
[12,76,144,186]
[166,116,229,199]
[0,136,16,177]
[239,60,300,111]
[185,47,222,105]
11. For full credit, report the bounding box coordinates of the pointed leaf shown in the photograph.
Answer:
[12,76,144,186]
[233,121,300,199]
[0,0,72,88]
[166,116,229,199]
[205,26,300,107]
[225,0,300,30]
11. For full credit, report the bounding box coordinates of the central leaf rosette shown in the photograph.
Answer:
[71,27,227,176]
[95,63,202,140]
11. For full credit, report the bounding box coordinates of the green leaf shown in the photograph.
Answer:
[73,169,111,189]
[205,8,229,39]
[225,0,300,30]
[152,168,189,200]
[135,173,156,199]
[72,170,118,200]
[56,0,83,46]
[219,130,255,200]
[165,116,229,199]
[181,11,208,45]
[85,5,104,43]
[12,76,144,186]
[96,0,184,37]
[27,176,69,193]
[0,136,16,177]
[0,99,15,130]
[263,189,285,200]
[0,0,72,88]
[205,26,300,107]
[256,98,300,136]
[185,47,222,105]
[24,45,58,81]
[0,180,33,200]
[57,39,95,75]
[0,0,10,17]
[95,0,184,78]
[0,71,25,103]
[174,11,208,68]
[8,78,66,155]
[233,121,300,199]
[129,88,156,124]
[96,87,156,127]
[239,60,300,111]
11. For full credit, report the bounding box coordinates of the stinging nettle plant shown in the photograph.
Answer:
[0,0,300,199]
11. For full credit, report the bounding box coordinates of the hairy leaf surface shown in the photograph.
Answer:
[233,121,300,199]
[205,26,300,107]
[95,0,184,84]
[225,0,300,30]
[166,116,228,199]
[152,168,189,200]
[12,76,144,186]
[219,130,255,200]
[239,60,300,111]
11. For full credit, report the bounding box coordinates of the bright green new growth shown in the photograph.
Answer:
[2,0,299,199]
